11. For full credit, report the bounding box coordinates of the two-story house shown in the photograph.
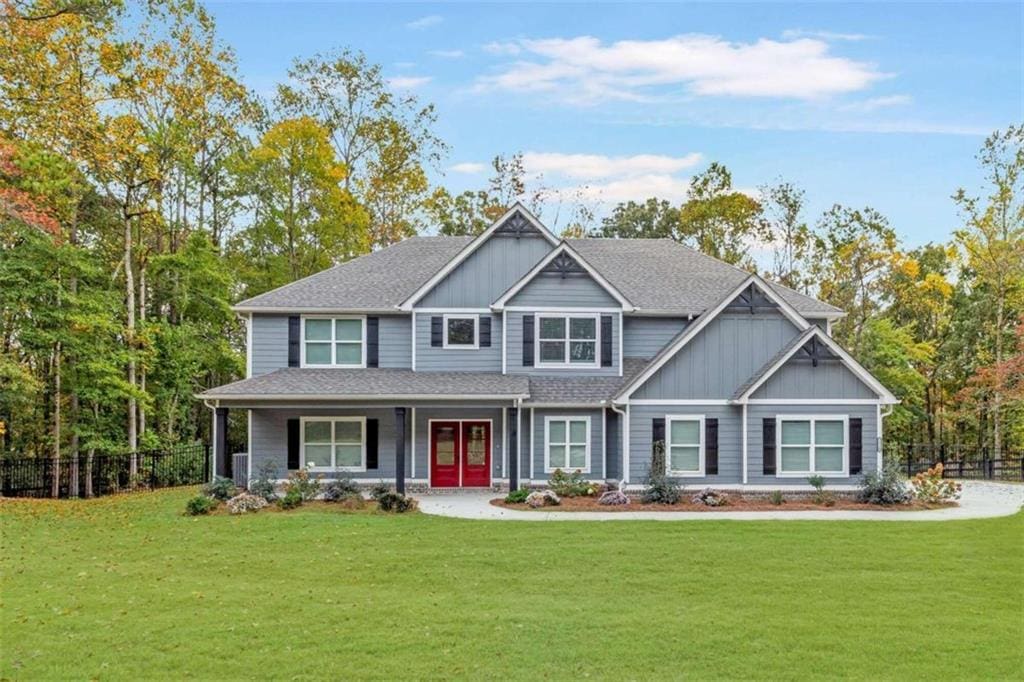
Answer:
[198,204,898,492]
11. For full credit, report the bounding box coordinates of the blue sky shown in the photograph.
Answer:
[207,1,1022,246]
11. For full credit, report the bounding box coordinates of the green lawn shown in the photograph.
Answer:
[1,489,1021,680]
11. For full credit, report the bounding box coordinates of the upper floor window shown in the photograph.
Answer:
[537,314,598,367]
[777,416,847,476]
[443,314,478,349]
[302,316,365,367]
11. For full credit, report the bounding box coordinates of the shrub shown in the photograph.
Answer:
[185,495,217,516]
[277,487,303,510]
[505,488,530,504]
[807,475,835,506]
[202,476,237,501]
[248,461,279,502]
[283,467,321,501]
[376,491,417,513]
[322,478,361,502]
[226,492,268,515]
[857,463,911,505]
[525,490,561,508]
[337,495,366,510]
[369,482,391,500]
[642,441,681,505]
[909,463,961,504]
[691,487,728,507]
[548,469,600,497]
[769,490,785,506]
[598,489,629,506]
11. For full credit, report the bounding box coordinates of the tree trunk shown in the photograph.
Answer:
[139,263,147,442]
[124,211,137,474]
[993,293,1003,457]
[52,340,61,498]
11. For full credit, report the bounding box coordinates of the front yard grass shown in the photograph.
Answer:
[2,489,1021,680]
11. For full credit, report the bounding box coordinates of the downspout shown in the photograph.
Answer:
[609,401,628,486]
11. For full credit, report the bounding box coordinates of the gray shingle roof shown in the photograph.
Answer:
[730,327,818,400]
[234,236,473,311]
[199,368,530,400]
[568,238,841,315]
[526,359,650,404]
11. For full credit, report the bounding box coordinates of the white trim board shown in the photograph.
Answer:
[543,415,592,474]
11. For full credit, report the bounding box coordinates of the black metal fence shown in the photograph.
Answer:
[885,443,1024,482]
[0,443,210,499]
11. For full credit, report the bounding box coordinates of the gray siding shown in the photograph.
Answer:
[628,404,743,485]
[506,312,621,377]
[752,360,877,400]
[378,316,412,369]
[632,312,801,399]
[251,315,289,376]
[529,408,606,480]
[746,404,879,485]
[418,234,552,308]
[604,408,620,480]
[414,313,502,372]
[623,317,689,358]
[507,272,618,308]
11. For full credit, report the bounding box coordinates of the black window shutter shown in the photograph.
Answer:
[705,418,719,475]
[601,315,613,367]
[430,316,443,347]
[366,419,379,470]
[287,419,300,470]
[479,316,491,347]
[652,417,665,444]
[849,418,863,474]
[762,418,776,475]
[522,314,534,366]
[288,316,301,367]
[366,317,379,367]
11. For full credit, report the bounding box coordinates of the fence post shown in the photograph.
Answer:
[203,443,211,482]
[150,452,157,489]
[906,443,913,478]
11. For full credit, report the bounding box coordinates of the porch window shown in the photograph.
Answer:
[303,317,365,367]
[545,417,590,472]
[443,314,478,348]
[777,416,847,476]
[301,417,366,472]
[667,415,704,476]
[537,314,598,367]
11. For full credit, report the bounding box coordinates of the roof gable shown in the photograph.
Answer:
[493,242,633,310]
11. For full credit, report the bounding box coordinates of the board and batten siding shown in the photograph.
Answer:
[413,313,502,372]
[631,312,801,399]
[751,359,877,400]
[529,408,606,480]
[622,317,689,358]
[506,312,621,376]
[628,404,742,485]
[506,271,619,308]
[745,404,879,485]
[417,235,552,308]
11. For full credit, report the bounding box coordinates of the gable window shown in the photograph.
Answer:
[545,417,590,472]
[667,415,704,476]
[301,417,366,472]
[443,314,478,349]
[777,416,847,476]
[302,316,365,367]
[537,314,598,367]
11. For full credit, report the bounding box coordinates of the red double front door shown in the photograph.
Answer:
[430,421,491,487]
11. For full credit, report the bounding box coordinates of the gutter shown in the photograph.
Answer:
[193,392,532,402]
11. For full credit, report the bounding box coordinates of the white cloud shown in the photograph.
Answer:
[429,49,464,58]
[450,162,487,173]
[521,152,702,180]
[475,34,887,103]
[560,174,693,204]
[781,29,871,42]
[406,15,442,30]
[839,94,912,112]
[387,76,433,89]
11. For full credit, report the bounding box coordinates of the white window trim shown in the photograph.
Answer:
[300,315,367,368]
[299,416,367,473]
[775,414,849,478]
[535,313,600,369]
[666,414,705,477]
[544,416,591,473]
[442,313,479,349]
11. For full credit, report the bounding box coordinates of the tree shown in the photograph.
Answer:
[594,198,680,239]
[761,179,812,292]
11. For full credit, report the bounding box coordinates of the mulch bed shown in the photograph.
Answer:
[492,495,956,512]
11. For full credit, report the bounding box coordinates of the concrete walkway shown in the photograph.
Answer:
[417,480,1024,522]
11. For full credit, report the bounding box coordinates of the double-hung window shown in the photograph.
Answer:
[443,314,478,349]
[303,317,365,367]
[666,416,704,476]
[545,417,590,472]
[777,416,847,476]
[301,417,366,472]
[537,314,598,367]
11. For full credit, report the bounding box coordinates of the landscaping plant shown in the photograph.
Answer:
[642,441,681,504]
[185,495,217,516]
[202,476,238,501]
[547,469,600,497]
[226,493,269,514]
[909,463,962,504]
[807,475,836,506]
[247,462,279,502]
[505,488,530,504]
[369,482,392,500]
[322,478,362,502]
[691,488,728,507]
[525,490,561,508]
[598,489,630,505]
[857,463,911,505]
[283,467,322,501]
[277,487,303,510]
[376,491,418,513]
[769,490,785,505]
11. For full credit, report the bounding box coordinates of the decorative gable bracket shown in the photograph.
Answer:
[725,283,779,314]
[493,210,541,239]
[797,335,838,367]
[542,252,588,279]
